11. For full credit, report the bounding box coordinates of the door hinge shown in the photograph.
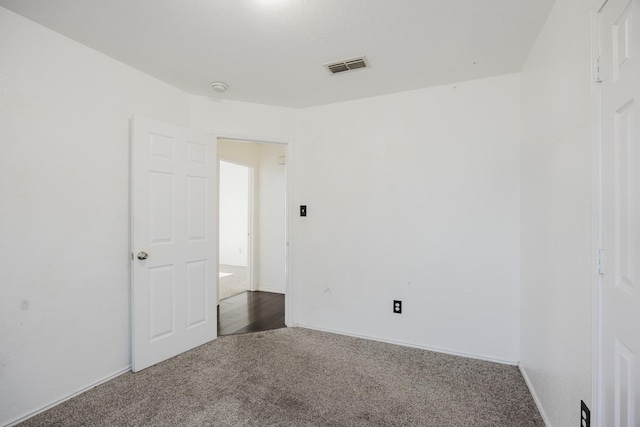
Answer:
[594,57,602,83]
[597,249,605,274]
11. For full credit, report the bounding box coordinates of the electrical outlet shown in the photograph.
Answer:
[300,205,307,217]
[581,401,590,427]
[393,300,402,314]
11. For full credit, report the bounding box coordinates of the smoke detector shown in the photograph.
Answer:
[210,82,228,93]
[324,56,370,75]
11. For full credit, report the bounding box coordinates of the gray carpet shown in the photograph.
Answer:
[21,328,543,426]
[219,264,249,300]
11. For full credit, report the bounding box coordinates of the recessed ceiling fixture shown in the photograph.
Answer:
[324,56,370,75]
[210,82,228,93]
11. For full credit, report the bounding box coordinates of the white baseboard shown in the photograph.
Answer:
[256,286,284,294]
[295,323,518,366]
[4,365,131,427]
[518,364,552,427]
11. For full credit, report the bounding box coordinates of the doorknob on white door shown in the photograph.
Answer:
[137,251,149,260]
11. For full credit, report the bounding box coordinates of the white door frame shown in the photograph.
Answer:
[591,1,606,424]
[592,1,640,424]
[216,133,295,328]
[217,158,255,296]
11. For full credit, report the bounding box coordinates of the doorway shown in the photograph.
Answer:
[218,160,251,300]
[217,139,287,336]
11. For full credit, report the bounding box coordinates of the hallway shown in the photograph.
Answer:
[218,291,285,336]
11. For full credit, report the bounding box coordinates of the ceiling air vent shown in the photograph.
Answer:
[324,56,370,75]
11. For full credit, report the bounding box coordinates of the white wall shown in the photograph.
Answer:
[0,7,191,425]
[217,140,260,288]
[257,143,287,293]
[2,2,597,424]
[189,96,294,141]
[219,161,250,266]
[519,0,594,425]
[293,74,521,363]
[0,7,296,426]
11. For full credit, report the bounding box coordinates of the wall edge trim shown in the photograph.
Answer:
[518,363,552,427]
[4,365,132,427]
[256,286,285,294]
[295,323,518,365]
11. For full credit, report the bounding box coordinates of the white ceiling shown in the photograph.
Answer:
[0,0,555,108]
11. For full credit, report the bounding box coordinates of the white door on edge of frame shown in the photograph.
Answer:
[131,115,218,372]
[599,0,640,424]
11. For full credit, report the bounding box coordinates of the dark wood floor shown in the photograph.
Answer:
[217,291,285,336]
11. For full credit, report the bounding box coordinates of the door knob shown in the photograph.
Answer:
[137,251,149,260]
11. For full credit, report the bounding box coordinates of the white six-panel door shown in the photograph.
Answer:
[131,116,217,372]
[600,0,640,424]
